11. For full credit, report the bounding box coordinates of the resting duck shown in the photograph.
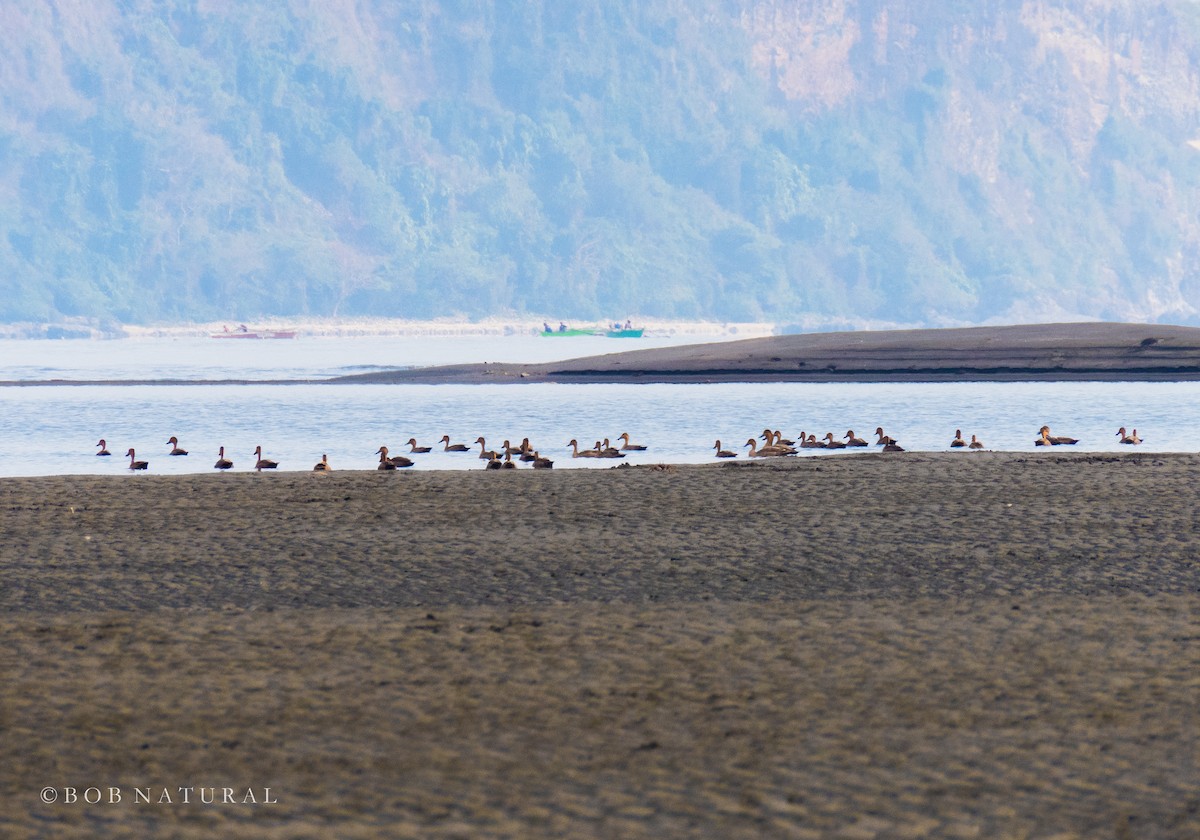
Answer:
[1116,427,1141,445]
[843,430,868,447]
[822,433,847,449]
[882,440,906,452]
[439,435,471,452]
[313,454,331,471]
[166,436,188,456]
[214,446,233,470]
[376,446,413,468]
[950,430,966,448]
[253,445,278,471]
[568,439,601,458]
[532,451,554,469]
[805,434,827,449]
[484,454,503,470]
[798,432,821,449]
[1039,425,1078,445]
[875,427,897,446]
[713,440,737,458]
[617,432,648,451]
[96,439,112,456]
[125,448,148,470]
[406,438,432,453]
[968,435,985,450]
[502,451,518,469]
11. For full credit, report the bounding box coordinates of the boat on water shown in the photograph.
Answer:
[211,326,297,339]
[539,326,645,338]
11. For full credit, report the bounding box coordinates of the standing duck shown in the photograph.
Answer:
[125,448,148,471]
[713,440,737,458]
[253,445,278,471]
[214,446,233,470]
[950,430,966,448]
[166,436,188,456]
[96,439,112,456]
[313,454,332,471]
[439,435,471,452]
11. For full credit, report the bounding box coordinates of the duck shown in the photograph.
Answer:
[439,435,471,452]
[96,439,112,456]
[484,454,503,470]
[502,451,518,469]
[597,440,626,458]
[875,427,897,446]
[214,446,233,470]
[882,440,906,452]
[968,435,985,450]
[822,433,847,449]
[313,454,331,471]
[1040,425,1078,445]
[745,438,791,457]
[568,439,601,458]
[474,437,501,460]
[843,430,868,447]
[405,438,433,454]
[1116,427,1141,445]
[762,429,796,447]
[377,451,399,471]
[253,445,278,471]
[799,432,822,449]
[617,432,648,451]
[805,434,827,449]
[166,436,188,456]
[376,446,414,468]
[125,448,148,470]
[532,451,554,469]
[713,440,737,458]
[950,430,966,448]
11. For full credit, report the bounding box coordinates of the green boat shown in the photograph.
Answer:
[540,328,644,338]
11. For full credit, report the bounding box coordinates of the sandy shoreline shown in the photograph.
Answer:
[2,452,1197,838]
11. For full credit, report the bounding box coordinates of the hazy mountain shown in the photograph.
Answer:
[3,1,1200,329]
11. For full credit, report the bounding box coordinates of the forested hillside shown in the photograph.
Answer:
[4,1,1200,328]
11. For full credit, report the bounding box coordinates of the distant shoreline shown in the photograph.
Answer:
[4,322,1200,386]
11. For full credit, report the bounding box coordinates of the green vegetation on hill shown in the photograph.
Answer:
[3,1,1200,327]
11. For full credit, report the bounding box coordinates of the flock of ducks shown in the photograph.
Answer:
[93,424,1143,472]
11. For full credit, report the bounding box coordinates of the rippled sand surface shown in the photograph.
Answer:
[2,453,1197,838]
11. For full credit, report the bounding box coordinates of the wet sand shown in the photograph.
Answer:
[2,453,1198,838]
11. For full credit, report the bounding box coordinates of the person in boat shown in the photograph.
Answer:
[558,322,567,332]
[238,323,249,333]
[543,322,551,333]
[613,322,621,330]
[624,319,632,329]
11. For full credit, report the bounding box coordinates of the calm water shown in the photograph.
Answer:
[0,336,1195,476]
